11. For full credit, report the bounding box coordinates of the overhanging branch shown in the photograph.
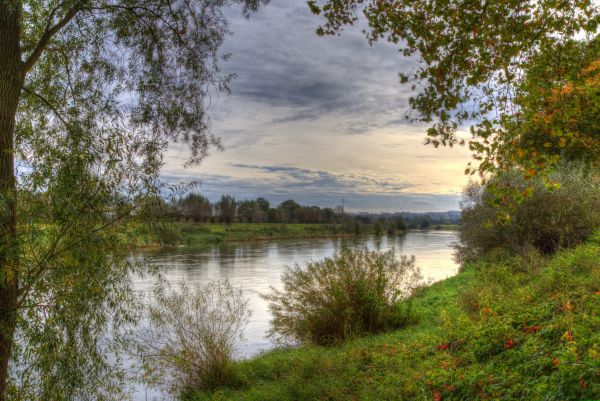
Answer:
[21,1,85,75]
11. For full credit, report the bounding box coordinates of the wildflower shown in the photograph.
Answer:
[503,338,514,350]
[562,331,574,342]
[552,357,559,367]
[443,384,455,393]
[437,343,450,351]
[481,306,494,319]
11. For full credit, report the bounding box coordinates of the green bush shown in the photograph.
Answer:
[153,223,182,246]
[458,163,600,261]
[263,247,423,345]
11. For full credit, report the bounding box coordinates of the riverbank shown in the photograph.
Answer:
[134,223,356,248]
[186,231,600,400]
[134,222,460,248]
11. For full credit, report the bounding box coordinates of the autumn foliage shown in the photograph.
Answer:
[499,49,600,178]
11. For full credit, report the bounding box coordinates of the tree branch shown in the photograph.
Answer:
[21,1,85,75]
[21,86,71,128]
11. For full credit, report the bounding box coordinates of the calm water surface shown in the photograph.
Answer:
[130,230,459,400]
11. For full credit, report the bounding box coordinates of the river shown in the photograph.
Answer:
[130,230,459,400]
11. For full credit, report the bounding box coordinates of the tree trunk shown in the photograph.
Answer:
[0,2,23,398]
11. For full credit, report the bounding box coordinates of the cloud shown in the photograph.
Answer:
[162,170,459,212]
[229,163,410,192]
[215,1,416,131]
[159,0,472,212]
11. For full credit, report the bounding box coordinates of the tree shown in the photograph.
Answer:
[275,207,290,224]
[495,40,600,177]
[394,216,407,232]
[279,199,301,222]
[237,199,261,223]
[256,197,270,214]
[178,193,212,222]
[0,0,265,398]
[308,0,598,178]
[472,39,600,211]
[373,219,383,235]
[216,195,237,224]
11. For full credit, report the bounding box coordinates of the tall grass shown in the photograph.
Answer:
[133,281,250,395]
[263,247,424,345]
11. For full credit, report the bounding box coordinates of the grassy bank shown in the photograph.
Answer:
[134,223,356,248]
[187,232,600,400]
[432,224,460,230]
[134,222,461,248]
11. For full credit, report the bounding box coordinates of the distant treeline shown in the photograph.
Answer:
[356,211,461,229]
[148,193,461,229]
[154,194,344,224]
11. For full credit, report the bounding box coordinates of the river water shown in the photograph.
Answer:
[130,230,459,400]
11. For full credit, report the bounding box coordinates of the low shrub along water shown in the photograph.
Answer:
[458,163,600,261]
[132,281,250,396]
[263,246,424,345]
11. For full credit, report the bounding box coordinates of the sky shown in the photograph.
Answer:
[161,0,473,213]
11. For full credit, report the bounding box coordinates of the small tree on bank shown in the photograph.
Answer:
[264,247,423,345]
[457,163,600,260]
[216,195,237,225]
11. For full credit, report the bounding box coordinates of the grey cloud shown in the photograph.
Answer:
[229,163,410,193]
[270,111,320,124]
[159,1,467,213]
[218,1,415,130]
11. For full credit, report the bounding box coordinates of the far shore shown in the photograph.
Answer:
[133,222,460,249]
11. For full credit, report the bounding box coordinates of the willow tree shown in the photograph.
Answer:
[0,0,265,398]
[307,0,599,179]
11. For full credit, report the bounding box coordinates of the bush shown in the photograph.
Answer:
[134,281,250,395]
[263,247,423,345]
[458,163,600,261]
[153,223,182,246]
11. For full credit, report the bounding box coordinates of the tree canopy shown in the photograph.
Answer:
[0,0,266,398]
[307,0,599,178]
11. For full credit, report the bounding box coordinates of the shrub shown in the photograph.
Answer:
[263,247,423,345]
[134,281,250,395]
[458,163,600,261]
[153,223,182,246]
[373,219,384,235]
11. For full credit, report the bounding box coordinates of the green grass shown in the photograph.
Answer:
[186,232,600,401]
[432,224,460,230]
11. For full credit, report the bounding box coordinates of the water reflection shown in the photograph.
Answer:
[130,230,459,400]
